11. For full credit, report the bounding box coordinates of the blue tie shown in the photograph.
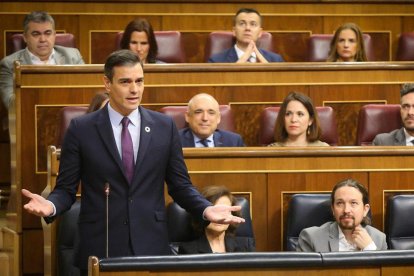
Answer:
[121,117,134,183]
[198,139,209,147]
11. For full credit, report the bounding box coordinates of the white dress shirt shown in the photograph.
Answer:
[338,225,377,251]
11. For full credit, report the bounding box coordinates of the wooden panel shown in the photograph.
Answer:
[368,32,391,61]
[369,171,414,231]
[22,229,43,273]
[272,32,311,62]
[90,31,119,64]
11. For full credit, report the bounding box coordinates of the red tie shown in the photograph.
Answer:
[121,117,134,183]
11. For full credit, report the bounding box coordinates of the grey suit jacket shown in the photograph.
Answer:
[0,45,84,108]
[297,221,387,252]
[372,128,406,146]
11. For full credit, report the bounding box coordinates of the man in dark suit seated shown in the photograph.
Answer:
[0,11,84,110]
[373,83,414,146]
[297,179,387,252]
[208,8,284,63]
[179,93,245,147]
[21,50,245,275]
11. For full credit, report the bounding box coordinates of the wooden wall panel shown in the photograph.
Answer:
[367,32,391,61]
[369,171,414,231]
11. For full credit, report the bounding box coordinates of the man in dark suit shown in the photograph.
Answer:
[0,11,84,110]
[373,83,414,146]
[179,93,244,147]
[22,50,244,272]
[297,179,387,252]
[208,8,284,63]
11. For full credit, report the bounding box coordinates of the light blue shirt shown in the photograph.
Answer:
[107,103,140,163]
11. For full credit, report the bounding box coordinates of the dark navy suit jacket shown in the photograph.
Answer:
[46,106,211,269]
[179,127,245,147]
[208,47,284,63]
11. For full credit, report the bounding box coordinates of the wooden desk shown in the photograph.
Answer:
[5,62,414,275]
[41,146,414,276]
[88,251,414,276]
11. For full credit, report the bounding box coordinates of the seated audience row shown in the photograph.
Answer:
[82,84,413,148]
[0,9,392,111]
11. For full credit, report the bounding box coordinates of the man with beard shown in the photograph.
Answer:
[296,179,387,252]
[373,83,414,145]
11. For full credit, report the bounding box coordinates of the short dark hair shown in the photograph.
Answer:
[104,50,142,81]
[400,83,414,97]
[120,18,158,63]
[233,8,262,26]
[273,91,322,143]
[327,22,367,62]
[192,186,240,236]
[23,11,55,33]
[331,179,371,226]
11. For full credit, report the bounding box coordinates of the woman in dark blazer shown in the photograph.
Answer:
[179,186,255,254]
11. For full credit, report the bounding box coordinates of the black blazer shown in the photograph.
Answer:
[178,234,255,254]
[179,127,245,147]
[46,105,211,269]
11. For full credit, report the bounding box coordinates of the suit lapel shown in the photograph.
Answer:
[95,107,125,178]
[21,50,32,64]
[224,236,237,252]
[183,128,196,147]
[133,107,153,176]
[54,49,66,64]
[328,222,339,251]
[213,130,223,147]
[197,235,213,253]
[228,48,238,62]
[395,128,407,145]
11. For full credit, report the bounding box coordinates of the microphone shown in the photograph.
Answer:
[104,182,110,258]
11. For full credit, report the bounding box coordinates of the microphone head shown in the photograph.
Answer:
[104,183,110,196]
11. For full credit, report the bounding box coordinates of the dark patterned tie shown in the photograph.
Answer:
[199,139,209,147]
[121,117,134,183]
